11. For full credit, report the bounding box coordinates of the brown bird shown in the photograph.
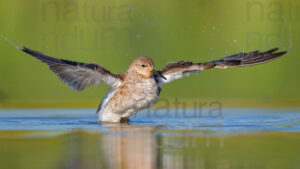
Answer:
[22,47,286,123]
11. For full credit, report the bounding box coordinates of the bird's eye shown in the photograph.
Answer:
[141,64,146,68]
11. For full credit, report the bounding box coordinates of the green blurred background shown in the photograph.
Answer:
[0,0,299,108]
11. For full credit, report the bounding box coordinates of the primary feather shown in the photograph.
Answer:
[22,47,121,91]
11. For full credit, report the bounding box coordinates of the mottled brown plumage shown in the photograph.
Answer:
[158,48,286,84]
[22,47,122,91]
[22,47,286,122]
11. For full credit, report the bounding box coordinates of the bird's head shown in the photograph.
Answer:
[128,56,166,79]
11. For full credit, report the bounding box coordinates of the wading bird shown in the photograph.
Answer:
[22,47,286,123]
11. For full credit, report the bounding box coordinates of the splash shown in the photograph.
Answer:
[288,25,293,51]
[0,34,21,50]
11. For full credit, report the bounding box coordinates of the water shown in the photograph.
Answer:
[0,108,300,169]
[1,108,300,132]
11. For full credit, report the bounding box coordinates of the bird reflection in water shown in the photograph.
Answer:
[63,124,205,169]
[101,124,157,169]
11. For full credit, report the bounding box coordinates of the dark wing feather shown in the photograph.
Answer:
[22,47,121,91]
[158,48,286,84]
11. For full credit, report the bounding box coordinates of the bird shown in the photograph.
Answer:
[22,47,286,123]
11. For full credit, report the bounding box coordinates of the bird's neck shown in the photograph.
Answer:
[125,70,148,83]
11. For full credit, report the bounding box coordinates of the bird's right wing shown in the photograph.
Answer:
[157,48,286,85]
[22,47,122,91]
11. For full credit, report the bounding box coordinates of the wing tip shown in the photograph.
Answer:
[276,51,287,56]
[270,48,287,59]
[22,46,37,56]
[267,47,287,56]
[267,47,279,53]
[242,48,287,65]
[22,46,30,53]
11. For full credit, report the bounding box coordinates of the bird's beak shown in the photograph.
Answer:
[152,70,167,80]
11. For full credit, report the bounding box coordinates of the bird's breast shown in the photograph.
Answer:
[127,78,160,101]
[118,78,159,108]
[98,77,160,120]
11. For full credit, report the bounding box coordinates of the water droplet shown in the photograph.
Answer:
[201,30,205,32]
[0,34,21,50]
[137,34,141,38]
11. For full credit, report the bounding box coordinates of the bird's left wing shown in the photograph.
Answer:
[22,47,122,91]
[157,48,286,85]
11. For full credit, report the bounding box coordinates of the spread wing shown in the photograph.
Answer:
[157,48,286,85]
[22,47,122,91]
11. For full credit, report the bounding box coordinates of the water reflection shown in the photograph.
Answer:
[102,124,157,169]
[1,124,300,169]
[99,124,216,169]
[62,125,300,169]
[100,125,223,169]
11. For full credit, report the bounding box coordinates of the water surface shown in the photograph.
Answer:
[0,108,300,169]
